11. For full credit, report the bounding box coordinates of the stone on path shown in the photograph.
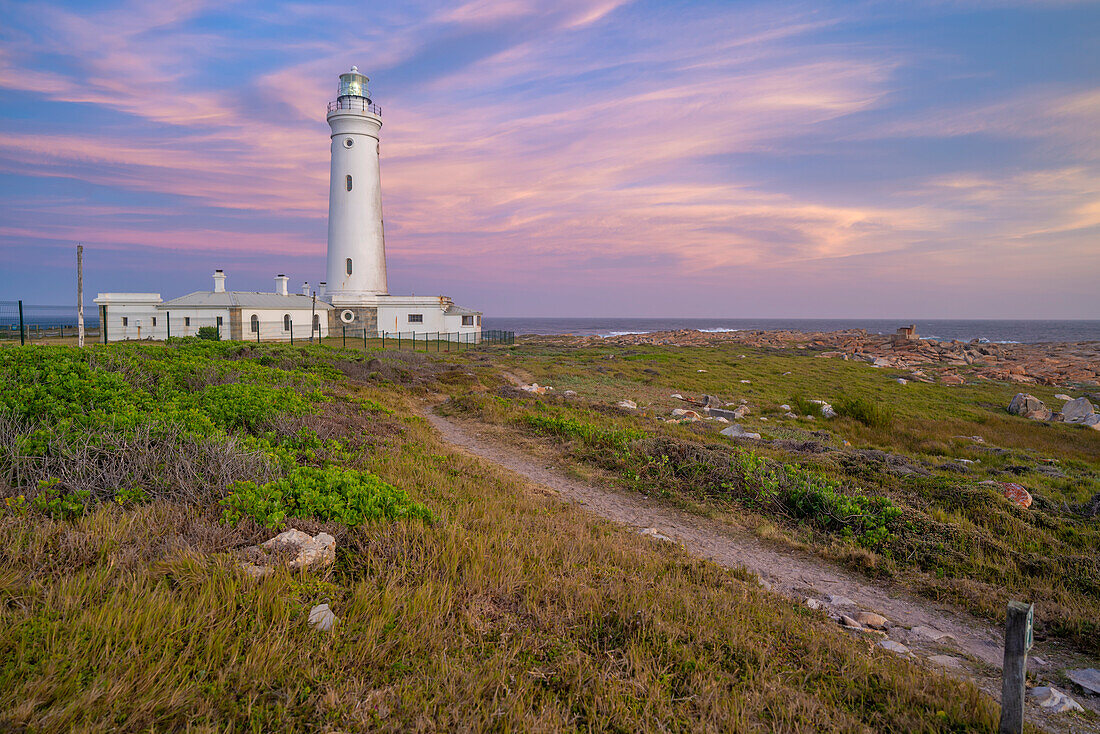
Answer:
[855,611,889,630]
[878,640,910,655]
[720,424,761,440]
[1031,686,1084,714]
[1066,668,1100,696]
[826,594,855,607]
[1062,397,1096,423]
[308,603,337,632]
[928,655,963,669]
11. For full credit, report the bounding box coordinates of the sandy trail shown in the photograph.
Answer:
[425,410,1100,731]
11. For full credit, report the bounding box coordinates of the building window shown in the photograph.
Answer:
[477,315,482,326]
[408,314,423,323]
[346,258,353,275]
[283,314,291,331]
[250,314,259,333]
[346,175,352,191]
[313,314,320,332]
[462,315,474,326]
[152,317,157,326]
[216,316,223,327]
[122,317,128,326]
[185,317,191,326]
[340,309,355,323]
[343,137,354,148]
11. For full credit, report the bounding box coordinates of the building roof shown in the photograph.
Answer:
[444,303,482,316]
[158,292,333,310]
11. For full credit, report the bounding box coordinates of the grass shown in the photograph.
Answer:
[440,339,1100,657]
[0,340,1005,731]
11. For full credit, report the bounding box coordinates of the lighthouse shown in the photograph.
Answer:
[325,67,388,305]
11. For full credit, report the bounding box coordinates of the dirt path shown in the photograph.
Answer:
[426,410,1100,732]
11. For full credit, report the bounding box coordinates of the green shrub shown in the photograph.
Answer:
[31,478,90,520]
[196,326,221,341]
[789,396,821,417]
[221,466,433,529]
[835,396,894,429]
[520,414,643,452]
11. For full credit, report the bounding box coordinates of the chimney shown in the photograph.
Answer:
[213,270,226,293]
[318,281,327,299]
[301,281,310,296]
[275,274,288,296]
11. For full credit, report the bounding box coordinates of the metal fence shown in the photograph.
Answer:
[0,301,100,344]
[0,301,513,351]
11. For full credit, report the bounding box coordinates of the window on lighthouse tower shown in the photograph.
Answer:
[346,258,353,275]
[346,175,352,191]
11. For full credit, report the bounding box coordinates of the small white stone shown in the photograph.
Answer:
[805,598,823,610]
[740,379,751,384]
[617,400,637,410]
[826,594,855,607]
[640,527,672,542]
[1031,686,1083,714]
[779,404,791,411]
[308,603,337,632]
[878,640,910,655]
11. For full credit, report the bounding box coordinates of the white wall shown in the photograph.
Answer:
[94,294,161,342]
[241,308,329,341]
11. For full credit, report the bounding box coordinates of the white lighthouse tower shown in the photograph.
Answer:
[325,67,388,303]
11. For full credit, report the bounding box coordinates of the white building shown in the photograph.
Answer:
[95,67,482,343]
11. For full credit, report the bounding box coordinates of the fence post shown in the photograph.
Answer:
[363,327,367,351]
[342,325,346,348]
[290,322,294,345]
[18,300,25,346]
[998,601,1033,734]
[397,332,401,350]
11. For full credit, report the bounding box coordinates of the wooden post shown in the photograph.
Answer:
[999,601,1033,734]
[310,293,317,344]
[76,244,84,347]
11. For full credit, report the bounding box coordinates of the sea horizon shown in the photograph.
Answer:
[482,317,1100,344]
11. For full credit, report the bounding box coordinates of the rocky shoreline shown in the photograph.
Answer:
[525,328,1100,387]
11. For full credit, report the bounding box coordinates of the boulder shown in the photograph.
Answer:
[720,424,761,440]
[732,405,751,420]
[671,408,701,422]
[941,374,965,385]
[1031,686,1083,714]
[805,598,823,610]
[878,640,910,655]
[1062,397,1095,423]
[838,615,862,629]
[1067,668,1100,696]
[820,404,837,419]
[1084,414,1100,430]
[308,603,337,632]
[706,407,741,421]
[261,529,336,571]
[996,482,1033,509]
[1054,394,1072,401]
[700,394,721,408]
[616,400,637,410]
[1008,393,1052,420]
[855,611,889,630]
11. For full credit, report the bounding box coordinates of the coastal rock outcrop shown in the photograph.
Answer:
[1008,393,1052,421]
[240,528,337,578]
[1062,397,1095,423]
[721,424,761,440]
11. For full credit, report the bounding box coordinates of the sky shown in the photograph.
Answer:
[0,0,1097,319]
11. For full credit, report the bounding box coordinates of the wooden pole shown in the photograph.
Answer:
[999,601,1033,734]
[310,293,317,344]
[76,244,84,347]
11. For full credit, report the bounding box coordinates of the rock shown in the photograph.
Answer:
[732,405,751,419]
[563,390,578,397]
[941,374,965,385]
[839,615,863,629]
[896,378,908,385]
[1054,394,1072,401]
[826,594,855,607]
[617,400,637,410]
[878,640,910,655]
[910,626,954,642]
[995,482,1033,509]
[1066,668,1100,696]
[928,655,963,669]
[1084,414,1100,430]
[783,412,798,418]
[308,603,337,632]
[670,394,683,399]
[740,380,752,384]
[1008,393,1052,420]
[640,527,672,542]
[711,416,730,423]
[820,404,837,419]
[671,408,701,422]
[757,578,772,591]
[700,394,720,408]
[706,407,741,421]
[805,598,823,610]
[720,424,761,440]
[779,404,791,411]
[520,383,551,394]
[1062,397,1096,423]
[1031,686,1084,713]
[697,369,707,373]
[855,611,889,630]
[262,529,336,571]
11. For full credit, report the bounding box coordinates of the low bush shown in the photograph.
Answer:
[196,326,221,341]
[520,413,644,452]
[221,465,433,529]
[789,395,821,417]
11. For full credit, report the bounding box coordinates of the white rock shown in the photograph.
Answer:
[740,380,751,384]
[1084,414,1100,430]
[779,404,791,411]
[563,390,578,397]
[826,594,855,607]
[759,417,768,422]
[896,378,908,385]
[720,424,761,440]
[670,394,683,399]
[640,527,672,542]
[805,598,823,610]
[839,615,862,629]
[855,611,889,630]
[712,417,729,423]
[1031,686,1083,714]
[739,355,747,358]
[820,404,837,419]
[262,528,312,550]
[783,412,798,418]
[1062,397,1096,423]
[697,369,707,373]
[928,655,963,669]
[1054,394,1072,401]
[262,529,336,571]
[308,603,337,632]
[1067,668,1100,696]
[878,640,910,655]
[617,400,637,410]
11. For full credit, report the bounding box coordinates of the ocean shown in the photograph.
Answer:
[481,318,1100,344]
